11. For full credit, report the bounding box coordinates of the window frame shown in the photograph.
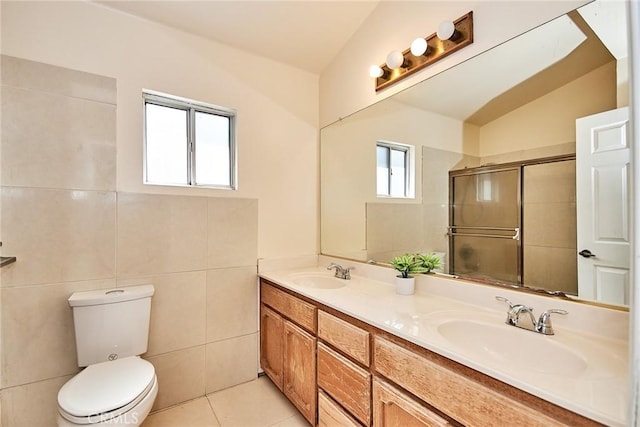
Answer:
[376,140,415,199]
[143,91,238,190]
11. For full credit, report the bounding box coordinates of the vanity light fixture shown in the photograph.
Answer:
[386,50,406,69]
[437,20,457,41]
[369,65,385,78]
[410,37,428,56]
[371,11,473,92]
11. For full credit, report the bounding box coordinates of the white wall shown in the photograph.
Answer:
[320,0,590,127]
[0,0,319,260]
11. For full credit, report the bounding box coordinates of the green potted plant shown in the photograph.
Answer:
[415,252,442,273]
[390,253,428,295]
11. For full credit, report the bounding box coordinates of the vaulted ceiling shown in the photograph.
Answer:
[95,1,380,74]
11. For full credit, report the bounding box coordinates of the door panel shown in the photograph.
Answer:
[576,107,630,305]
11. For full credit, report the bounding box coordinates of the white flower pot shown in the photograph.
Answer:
[395,276,415,295]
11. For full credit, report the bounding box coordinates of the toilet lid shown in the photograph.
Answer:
[58,356,155,417]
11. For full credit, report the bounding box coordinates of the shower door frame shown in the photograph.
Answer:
[448,154,575,287]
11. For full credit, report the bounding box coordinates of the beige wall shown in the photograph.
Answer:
[320,99,468,259]
[479,61,617,159]
[0,0,319,261]
[319,1,590,127]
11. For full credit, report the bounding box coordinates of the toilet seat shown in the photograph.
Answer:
[58,357,156,425]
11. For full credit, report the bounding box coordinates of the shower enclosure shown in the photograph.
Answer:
[448,155,577,292]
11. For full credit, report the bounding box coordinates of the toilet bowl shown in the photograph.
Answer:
[58,357,158,426]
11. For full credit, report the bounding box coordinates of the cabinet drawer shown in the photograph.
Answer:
[318,390,362,427]
[318,343,371,425]
[373,378,453,427]
[374,336,566,427]
[261,281,316,333]
[318,310,370,366]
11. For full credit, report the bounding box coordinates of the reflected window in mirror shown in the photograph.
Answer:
[376,141,415,198]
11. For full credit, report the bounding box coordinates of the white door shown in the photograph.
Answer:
[576,107,630,305]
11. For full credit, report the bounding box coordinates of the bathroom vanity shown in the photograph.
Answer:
[259,259,628,426]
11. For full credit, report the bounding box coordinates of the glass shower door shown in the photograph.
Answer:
[449,167,521,284]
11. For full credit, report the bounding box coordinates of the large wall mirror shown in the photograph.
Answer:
[320,0,631,308]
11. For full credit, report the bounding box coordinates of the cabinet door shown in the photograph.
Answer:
[260,304,284,391]
[284,321,317,425]
[373,379,453,427]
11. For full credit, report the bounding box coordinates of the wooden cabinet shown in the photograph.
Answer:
[262,281,316,332]
[318,390,362,427]
[317,310,372,425]
[260,304,284,390]
[260,282,317,425]
[260,279,600,427]
[373,336,598,427]
[317,343,371,425]
[373,378,454,427]
[318,310,370,366]
[283,321,317,424]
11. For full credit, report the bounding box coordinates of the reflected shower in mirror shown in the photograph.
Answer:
[320,0,630,307]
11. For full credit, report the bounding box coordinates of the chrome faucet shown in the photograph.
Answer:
[327,263,354,280]
[496,296,567,335]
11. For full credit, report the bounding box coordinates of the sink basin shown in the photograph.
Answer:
[289,273,347,289]
[432,315,588,377]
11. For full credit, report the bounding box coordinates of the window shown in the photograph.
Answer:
[143,91,236,189]
[376,141,414,198]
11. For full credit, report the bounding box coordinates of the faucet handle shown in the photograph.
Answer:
[536,309,568,335]
[343,266,354,280]
[327,263,343,277]
[495,296,533,312]
[495,296,514,308]
[496,296,534,326]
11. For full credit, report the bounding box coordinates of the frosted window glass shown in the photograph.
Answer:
[390,149,406,197]
[377,146,390,195]
[145,104,188,184]
[377,143,409,197]
[195,111,231,186]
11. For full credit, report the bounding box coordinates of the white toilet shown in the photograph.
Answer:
[57,285,158,426]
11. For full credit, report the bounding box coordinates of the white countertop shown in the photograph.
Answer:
[259,258,629,426]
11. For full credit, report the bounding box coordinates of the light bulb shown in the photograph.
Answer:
[386,51,404,69]
[437,21,456,40]
[410,38,428,56]
[369,65,384,78]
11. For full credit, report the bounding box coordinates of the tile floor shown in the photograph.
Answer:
[142,376,309,427]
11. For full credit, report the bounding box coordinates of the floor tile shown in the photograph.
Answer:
[142,397,219,427]
[207,376,300,427]
[269,412,309,427]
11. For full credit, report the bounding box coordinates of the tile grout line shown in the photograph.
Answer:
[204,393,222,427]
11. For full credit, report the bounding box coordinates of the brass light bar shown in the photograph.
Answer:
[375,11,474,92]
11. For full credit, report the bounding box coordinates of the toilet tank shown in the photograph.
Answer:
[69,285,155,367]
